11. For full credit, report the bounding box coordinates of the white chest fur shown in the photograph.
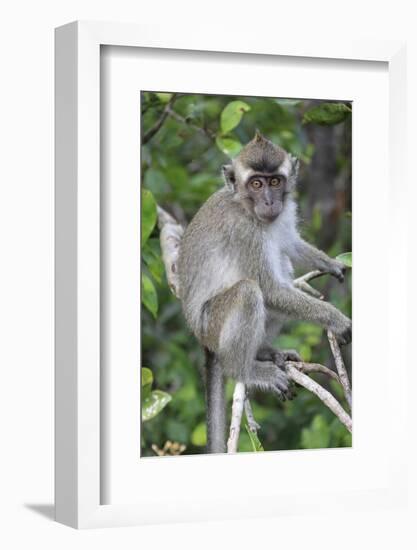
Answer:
[263,232,294,285]
[263,208,297,286]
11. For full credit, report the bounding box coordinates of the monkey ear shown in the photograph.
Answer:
[222,164,236,191]
[254,129,266,143]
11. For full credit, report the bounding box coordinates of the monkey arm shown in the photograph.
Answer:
[268,285,351,344]
[290,238,346,282]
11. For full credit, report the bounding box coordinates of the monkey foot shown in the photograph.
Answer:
[250,360,296,401]
[256,347,301,369]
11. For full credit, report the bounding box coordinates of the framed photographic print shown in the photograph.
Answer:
[55,21,408,528]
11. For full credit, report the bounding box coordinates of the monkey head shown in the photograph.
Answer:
[222,131,299,223]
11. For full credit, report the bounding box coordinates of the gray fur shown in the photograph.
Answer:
[177,132,351,453]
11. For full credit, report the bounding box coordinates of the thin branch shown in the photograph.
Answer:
[293,280,324,300]
[142,93,178,144]
[292,361,340,382]
[166,107,216,139]
[156,206,184,299]
[293,270,324,284]
[227,382,246,453]
[286,363,352,433]
[293,270,325,299]
[244,395,260,433]
[327,331,352,411]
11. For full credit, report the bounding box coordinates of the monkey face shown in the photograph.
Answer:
[222,132,299,223]
[246,174,287,223]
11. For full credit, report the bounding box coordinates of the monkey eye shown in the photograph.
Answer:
[251,179,263,189]
[270,177,282,187]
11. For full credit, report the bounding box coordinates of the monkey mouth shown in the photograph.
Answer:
[255,205,282,223]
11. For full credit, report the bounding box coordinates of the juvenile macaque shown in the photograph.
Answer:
[177,132,351,453]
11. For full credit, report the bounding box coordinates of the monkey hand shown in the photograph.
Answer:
[328,310,352,345]
[327,259,347,283]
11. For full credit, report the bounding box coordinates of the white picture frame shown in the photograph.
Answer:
[55,21,407,529]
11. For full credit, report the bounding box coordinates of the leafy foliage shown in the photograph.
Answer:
[220,100,251,134]
[142,390,172,421]
[303,102,351,126]
[141,367,172,422]
[141,273,158,318]
[215,136,242,157]
[141,188,157,247]
[140,92,352,456]
[336,252,352,267]
[245,424,265,452]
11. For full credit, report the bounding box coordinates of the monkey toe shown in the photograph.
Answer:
[271,368,294,400]
[256,348,275,363]
[257,348,287,369]
[283,349,301,362]
[271,352,286,369]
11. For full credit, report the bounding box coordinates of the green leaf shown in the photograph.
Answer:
[142,390,171,421]
[191,422,207,446]
[303,103,351,126]
[141,273,158,318]
[336,252,352,267]
[141,367,153,399]
[220,100,251,134]
[141,189,157,247]
[215,136,242,157]
[155,92,172,104]
[142,240,165,284]
[245,424,264,452]
[301,414,331,449]
[141,367,153,387]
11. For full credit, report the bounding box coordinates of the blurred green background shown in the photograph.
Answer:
[140,92,352,456]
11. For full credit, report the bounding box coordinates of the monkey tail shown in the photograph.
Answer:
[204,348,226,453]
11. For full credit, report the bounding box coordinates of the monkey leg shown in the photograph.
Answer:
[202,279,292,399]
[202,279,265,380]
[256,309,301,373]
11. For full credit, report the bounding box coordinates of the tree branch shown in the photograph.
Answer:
[293,270,324,299]
[227,382,246,453]
[156,206,184,299]
[165,106,216,140]
[244,395,261,433]
[293,361,340,382]
[286,363,352,432]
[327,331,352,411]
[142,93,178,145]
